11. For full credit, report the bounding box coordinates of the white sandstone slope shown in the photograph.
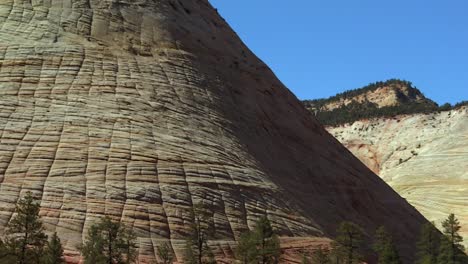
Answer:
[328,106,468,247]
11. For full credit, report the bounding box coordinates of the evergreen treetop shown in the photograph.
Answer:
[80,217,137,264]
[331,221,365,264]
[373,226,401,264]
[235,215,280,264]
[415,222,441,264]
[437,214,467,264]
[4,191,48,264]
[43,232,65,264]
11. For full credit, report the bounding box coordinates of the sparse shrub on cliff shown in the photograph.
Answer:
[453,101,468,109]
[156,242,174,264]
[0,191,48,264]
[235,216,280,264]
[184,203,216,264]
[80,216,137,264]
[439,103,452,112]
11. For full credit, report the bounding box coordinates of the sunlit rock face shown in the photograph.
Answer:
[329,107,468,249]
[0,0,428,263]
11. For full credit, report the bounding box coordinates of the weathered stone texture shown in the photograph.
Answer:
[0,0,429,263]
[329,107,468,248]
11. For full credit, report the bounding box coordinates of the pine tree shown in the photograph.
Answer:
[43,232,65,264]
[415,222,440,264]
[331,222,364,264]
[2,191,48,264]
[373,226,401,264]
[437,214,467,264]
[80,217,137,264]
[255,216,280,264]
[156,242,174,264]
[235,216,281,264]
[80,224,106,264]
[101,217,123,264]
[184,203,215,264]
[235,231,258,264]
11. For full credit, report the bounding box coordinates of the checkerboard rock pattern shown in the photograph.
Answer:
[0,0,428,263]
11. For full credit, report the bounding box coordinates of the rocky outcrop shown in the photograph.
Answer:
[320,84,428,112]
[303,80,440,127]
[0,1,429,263]
[305,80,436,112]
[328,107,468,248]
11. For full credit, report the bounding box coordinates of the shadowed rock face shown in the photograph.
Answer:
[0,0,428,263]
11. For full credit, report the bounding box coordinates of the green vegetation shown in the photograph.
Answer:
[303,79,467,126]
[236,232,259,264]
[235,216,280,264]
[311,100,438,126]
[0,191,48,264]
[330,221,365,264]
[43,232,65,264]
[156,242,174,264]
[414,214,468,264]
[2,195,468,264]
[184,203,215,264]
[373,226,402,264]
[453,100,468,108]
[415,222,441,264]
[437,214,467,264]
[305,79,419,108]
[80,216,137,264]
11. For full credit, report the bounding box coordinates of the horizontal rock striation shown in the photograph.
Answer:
[0,0,429,263]
[329,107,468,248]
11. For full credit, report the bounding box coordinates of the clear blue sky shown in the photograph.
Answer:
[209,0,468,105]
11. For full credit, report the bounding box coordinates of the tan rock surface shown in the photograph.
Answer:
[329,107,468,247]
[307,83,433,112]
[0,0,429,263]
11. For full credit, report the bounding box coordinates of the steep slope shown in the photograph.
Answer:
[328,107,468,248]
[0,1,429,263]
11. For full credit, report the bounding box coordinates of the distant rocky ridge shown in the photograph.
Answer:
[303,79,467,126]
[303,82,468,248]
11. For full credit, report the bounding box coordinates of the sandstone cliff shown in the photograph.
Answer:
[0,1,429,263]
[328,106,468,248]
[304,82,467,249]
